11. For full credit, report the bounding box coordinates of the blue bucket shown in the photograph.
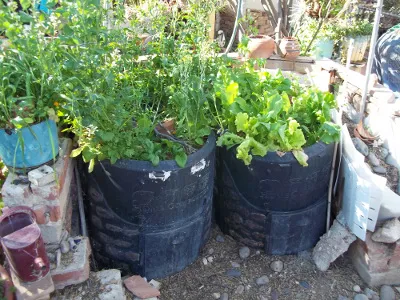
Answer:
[314,39,334,59]
[0,120,59,172]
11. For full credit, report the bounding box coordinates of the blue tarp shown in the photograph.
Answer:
[372,27,400,96]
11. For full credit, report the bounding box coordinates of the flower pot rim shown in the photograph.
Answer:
[249,35,272,40]
[0,119,56,133]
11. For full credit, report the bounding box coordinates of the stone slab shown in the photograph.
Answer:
[51,237,91,290]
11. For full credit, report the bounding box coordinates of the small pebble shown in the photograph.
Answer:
[299,281,310,289]
[379,147,389,160]
[380,285,395,300]
[271,290,278,300]
[386,154,399,168]
[256,275,270,286]
[373,165,386,174]
[231,262,240,268]
[368,153,380,167]
[149,279,161,290]
[364,288,378,299]
[220,292,229,300]
[207,256,213,263]
[270,260,284,272]
[352,138,369,156]
[255,250,261,255]
[60,241,70,254]
[208,248,214,255]
[212,292,220,299]
[235,285,244,294]
[216,235,225,242]
[226,269,241,277]
[202,258,208,265]
[354,294,368,300]
[338,295,349,300]
[353,285,361,293]
[245,285,251,291]
[239,247,250,259]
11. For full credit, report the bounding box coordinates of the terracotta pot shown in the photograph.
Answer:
[279,37,300,60]
[0,265,14,300]
[246,35,275,59]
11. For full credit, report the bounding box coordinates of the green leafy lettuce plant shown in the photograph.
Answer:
[213,61,340,166]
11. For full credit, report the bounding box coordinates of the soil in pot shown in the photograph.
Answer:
[216,142,334,255]
[87,133,216,279]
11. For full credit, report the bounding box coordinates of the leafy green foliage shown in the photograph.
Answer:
[213,62,340,166]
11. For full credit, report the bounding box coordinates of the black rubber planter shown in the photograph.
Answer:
[87,133,215,279]
[216,142,334,255]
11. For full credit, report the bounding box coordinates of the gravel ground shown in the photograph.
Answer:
[155,226,381,300]
[52,225,400,300]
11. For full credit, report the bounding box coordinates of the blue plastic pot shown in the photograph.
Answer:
[314,39,334,59]
[0,120,59,172]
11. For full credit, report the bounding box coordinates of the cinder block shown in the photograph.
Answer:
[51,237,91,290]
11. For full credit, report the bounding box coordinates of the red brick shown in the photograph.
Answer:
[124,275,160,299]
[33,205,62,224]
[363,232,391,258]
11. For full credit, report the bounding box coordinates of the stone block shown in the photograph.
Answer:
[11,270,54,300]
[28,165,55,187]
[51,237,91,290]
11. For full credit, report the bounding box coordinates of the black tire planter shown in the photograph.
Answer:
[216,142,334,255]
[87,133,216,279]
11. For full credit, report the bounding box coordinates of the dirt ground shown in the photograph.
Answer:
[155,226,370,300]
[52,225,400,300]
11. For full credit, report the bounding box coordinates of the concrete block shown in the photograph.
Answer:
[313,219,357,271]
[11,270,54,300]
[28,165,55,187]
[96,269,126,300]
[51,237,91,290]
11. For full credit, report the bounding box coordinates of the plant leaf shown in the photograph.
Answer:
[293,150,309,166]
[175,152,187,168]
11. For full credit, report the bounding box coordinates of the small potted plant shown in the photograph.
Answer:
[340,19,373,62]
[212,61,340,254]
[0,1,62,174]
